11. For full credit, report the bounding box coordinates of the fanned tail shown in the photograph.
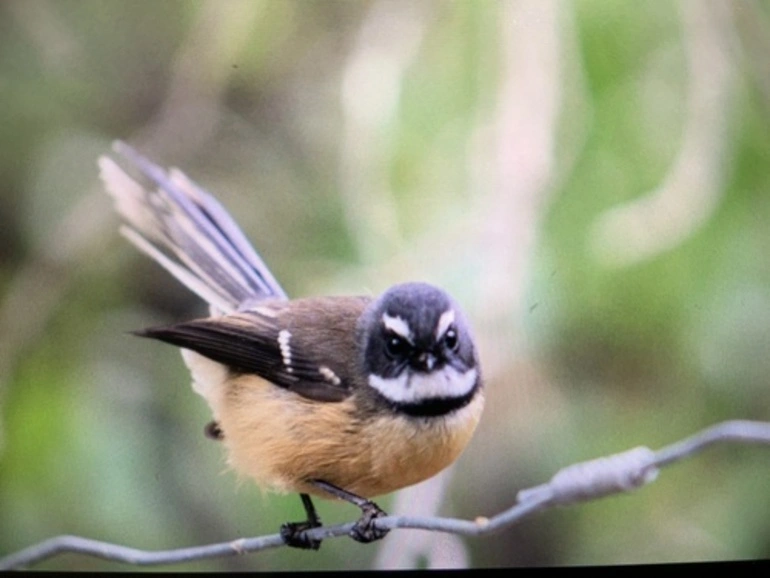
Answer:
[99,141,286,314]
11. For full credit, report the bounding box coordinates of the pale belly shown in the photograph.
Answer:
[218,374,485,498]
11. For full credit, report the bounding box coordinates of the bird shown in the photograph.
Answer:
[98,141,484,550]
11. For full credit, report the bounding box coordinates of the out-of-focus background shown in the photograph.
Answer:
[2,0,770,570]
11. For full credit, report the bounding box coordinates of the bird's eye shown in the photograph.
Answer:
[443,326,459,352]
[385,333,409,359]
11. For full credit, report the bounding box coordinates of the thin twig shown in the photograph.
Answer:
[2,419,769,570]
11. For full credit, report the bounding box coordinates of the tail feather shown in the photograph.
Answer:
[99,141,287,313]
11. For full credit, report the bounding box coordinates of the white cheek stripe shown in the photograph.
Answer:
[435,309,455,340]
[368,366,478,403]
[382,313,413,341]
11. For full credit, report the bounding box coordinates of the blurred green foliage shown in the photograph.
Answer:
[1,0,770,570]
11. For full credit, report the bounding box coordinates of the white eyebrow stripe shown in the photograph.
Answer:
[382,313,413,341]
[435,309,455,340]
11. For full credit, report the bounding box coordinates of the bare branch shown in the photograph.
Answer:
[2,419,769,570]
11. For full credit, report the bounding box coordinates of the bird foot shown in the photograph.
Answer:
[349,501,389,543]
[280,520,322,550]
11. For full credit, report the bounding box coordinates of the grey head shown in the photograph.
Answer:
[358,282,480,415]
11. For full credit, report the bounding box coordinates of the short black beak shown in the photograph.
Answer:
[413,352,437,372]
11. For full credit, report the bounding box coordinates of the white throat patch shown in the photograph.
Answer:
[368,366,477,404]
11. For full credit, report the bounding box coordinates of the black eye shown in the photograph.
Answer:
[443,326,459,352]
[385,333,410,359]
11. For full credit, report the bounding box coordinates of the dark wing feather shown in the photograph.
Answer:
[134,306,358,403]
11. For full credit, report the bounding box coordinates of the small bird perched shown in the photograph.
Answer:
[98,142,484,549]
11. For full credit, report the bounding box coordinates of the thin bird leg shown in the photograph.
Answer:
[279,493,323,550]
[309,479,389,543]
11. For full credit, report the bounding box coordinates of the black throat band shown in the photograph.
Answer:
[387,380,480,418]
